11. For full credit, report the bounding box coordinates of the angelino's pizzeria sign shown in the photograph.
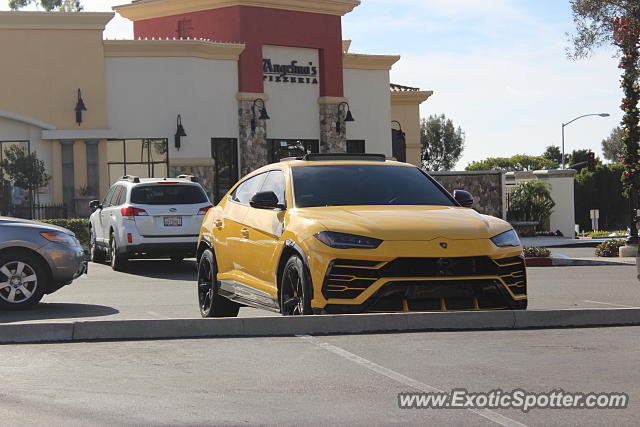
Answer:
[263,59,319,84]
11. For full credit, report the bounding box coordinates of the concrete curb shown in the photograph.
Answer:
[551,258,635,267]
[2,309,640,344]
[525,257,635,267]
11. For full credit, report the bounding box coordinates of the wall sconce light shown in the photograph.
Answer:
[75,89,87,126]
[175,115,187,150]
[391,120,407,162]
[251,98,270,135]
[336,102,355,134]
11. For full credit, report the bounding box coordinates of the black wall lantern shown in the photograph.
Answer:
[251,98,270,135]
[175,114,187,150]
[391,120,407,163]
[75,88,87,126]
[336,102,355,134]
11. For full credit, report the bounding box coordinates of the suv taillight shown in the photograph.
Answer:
[198,205,213,215]
[121,206,149,219]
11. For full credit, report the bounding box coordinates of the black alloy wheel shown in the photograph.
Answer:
[197,249,240,318]
[280,255,313,316]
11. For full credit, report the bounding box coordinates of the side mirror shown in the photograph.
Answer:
[89,200,102,213]
[250,191,284,210]
[453,190,474,208]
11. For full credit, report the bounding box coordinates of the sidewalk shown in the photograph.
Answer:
[520,236,609,248]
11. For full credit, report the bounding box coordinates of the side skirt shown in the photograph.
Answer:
[219,280,280,313]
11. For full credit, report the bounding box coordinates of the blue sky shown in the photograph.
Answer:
[2,0,623,168]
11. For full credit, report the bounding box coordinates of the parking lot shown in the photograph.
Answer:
[1,258,638,324]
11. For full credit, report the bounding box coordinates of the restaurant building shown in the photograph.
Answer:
[0,0,433,215]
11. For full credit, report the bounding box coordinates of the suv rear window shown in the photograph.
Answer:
[291,165,455,208]
[130,185,208,205]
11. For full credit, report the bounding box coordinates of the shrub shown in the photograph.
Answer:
[523,246,551,258]
[507,181,555,229]
[39,219,90,248]
[587,230,626,238]
[595,239,626,257]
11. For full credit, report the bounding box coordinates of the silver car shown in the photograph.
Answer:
[0,217,86,310]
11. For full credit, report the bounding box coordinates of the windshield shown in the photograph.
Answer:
[130,185,209,205]
[291,165,455,208]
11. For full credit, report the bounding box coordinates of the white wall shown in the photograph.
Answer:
[343,69,392,156]
[106,57,239,160]
[262,45,320,140]
[0,116,52,203]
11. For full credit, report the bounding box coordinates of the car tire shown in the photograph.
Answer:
[512,299,528,310]
[279,255,313,315]
[90,228,106,264]
[110,235,128,272]
[0,251,47,310]
[198,249,240,318]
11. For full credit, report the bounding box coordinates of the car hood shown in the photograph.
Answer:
[297,206,512,241]
[0,216,74,235]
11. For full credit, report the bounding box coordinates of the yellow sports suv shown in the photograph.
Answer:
[196,154,527,317]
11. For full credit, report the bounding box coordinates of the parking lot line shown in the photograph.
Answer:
[297,334,528,427]
[582,300,638,308]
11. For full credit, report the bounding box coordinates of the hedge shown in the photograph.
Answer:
[39,219,90,248]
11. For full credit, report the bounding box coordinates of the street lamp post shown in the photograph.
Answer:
[561,113,609,169]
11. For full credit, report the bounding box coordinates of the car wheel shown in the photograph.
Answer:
[279,255,313,315]
[0,252,47,310]
[110,235,128,272]
[90,228,106,264]
[512,299,528,310]
[198,249,240,318]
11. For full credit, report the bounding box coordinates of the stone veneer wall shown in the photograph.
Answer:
[168,165,215,202]
[429,170,506,219]
[319,103,347,152]
[238,99,269,177]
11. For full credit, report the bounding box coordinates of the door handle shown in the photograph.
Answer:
[214,219,223,229]
[240,228,250,238]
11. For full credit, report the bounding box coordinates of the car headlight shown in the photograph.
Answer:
[40,231,78,247]
[490,229,521,247]
[314,231,383,249]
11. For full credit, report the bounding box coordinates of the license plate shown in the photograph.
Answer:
[164,216,182,227]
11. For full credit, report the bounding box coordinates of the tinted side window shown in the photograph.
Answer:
[260,170,286,206]
[102,187,116,207]
[114,186,127,206]
[230,173,268,206]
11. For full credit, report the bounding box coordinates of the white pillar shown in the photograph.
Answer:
[533,169,577,238]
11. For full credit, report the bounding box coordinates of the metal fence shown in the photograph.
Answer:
[7,203,68,220]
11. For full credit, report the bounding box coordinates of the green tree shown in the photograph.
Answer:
[0,145,51,205]
[420,114,465,171]
[466,154,558,171]
[568,0,640,239]
[9,0,82,11]
[542,145,564,164]
[568,149,602,171]
[601,126,625,162]
[507,181,555,228]
[574,163,628,230]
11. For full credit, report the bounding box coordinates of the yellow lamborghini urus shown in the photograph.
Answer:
[196,153,527,317]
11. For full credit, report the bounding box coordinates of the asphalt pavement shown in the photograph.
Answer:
[1,327,638,426]
[1,259,638,324]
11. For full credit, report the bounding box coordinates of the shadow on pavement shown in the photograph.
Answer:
[0,303,120,324]
[119,259,198,281]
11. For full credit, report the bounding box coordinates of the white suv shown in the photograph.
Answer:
[88,175,212,271]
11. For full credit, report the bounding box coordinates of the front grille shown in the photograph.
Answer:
[322,256,527,303]
[367,280,508,312]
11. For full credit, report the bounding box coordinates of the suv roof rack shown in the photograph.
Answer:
[176,174,198,183]
[120,175,140,183]
[302,153,387,162]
